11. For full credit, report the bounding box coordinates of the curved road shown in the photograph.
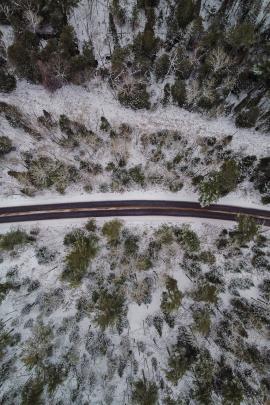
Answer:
[0,200,269,226]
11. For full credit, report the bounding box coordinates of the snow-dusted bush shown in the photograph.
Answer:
[118,81,150,110]
[0,135,12,156]
[102,219,123,246]
[161,276,182,314]
[235,107,260,128]
[155,53,170,81]
[132,379,158,405]
[171,79,187,107]
[0,228,33,251]
[0,69,16,93]
[62,231,99,285]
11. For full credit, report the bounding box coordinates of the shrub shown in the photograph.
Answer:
[8,34,39,82]
[132,379,158,405]
[59,25,79,59]
[155,225,174,245]
[171,79,186,106]
[215,362,244,405]
[133,26,158,59]
[118,82,150,110]
[137,255,153,270]
[199,160,240,206]
[102,219,123,245]
[62,233,99,285]
[124,233,139,256]
[111,0,126,25]
[155,53,170,80]
[0,281,20,303]
[234,215,259,245]
[191,283,219,305]
[0,135,13,155]
[169,180,183,192]
[22,321,54,370]
[235,107,260,128]
[0,228,33,251]
[21,378,44,405]
[199,251,216,264]
[193,307,211,336]
[85,219,97,232]
[175,55,193,80]
[175,0,196,29]
[175,225,200,252]
[166,329,199,384]
[100,116,111,131]
[253,157,270,195]
[193,350,214,404]
[226,23,256,51]
[129,165,145,185]
[0,69,16,93]
[111,46,129,75]
[161,276,182,314]
[0,321,19,360]
[95,289,126,330]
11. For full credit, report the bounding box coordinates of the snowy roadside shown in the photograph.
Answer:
[0,189,269,211]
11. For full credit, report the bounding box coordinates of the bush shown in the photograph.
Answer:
[132,379,158,405]
[155,53,170,80]
[0,136,13,155]
[22,321,54,370]
[234,215,259,245]
[102,219,123,245]
[171,79,186,106]
[21,378,44,405]
[0,228,33,251]
[62,233,99,285]
[199,160,240,206]
[191,282,219,305]
[161,276,182,314]
[8,34,39,82]
[111,46,129,75]
[193,307,211,336]
[166,329,199,384]
[0,69,16,93]
[226,23,256,51]
[235,107,260,128]
[137,255,153,270]
[253,157,270,195]
[175,225,200,252]
[118,82,150,110]
[129,165,145,185]
[95,289,126,330]
[193,350,214,404]
[59,25,79,59]
[175,0,196,29]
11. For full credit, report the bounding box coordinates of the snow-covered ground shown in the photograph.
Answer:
[1,79,269,209]
[0,217,269,404]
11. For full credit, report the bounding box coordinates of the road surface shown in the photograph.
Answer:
[0,201,269,226]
